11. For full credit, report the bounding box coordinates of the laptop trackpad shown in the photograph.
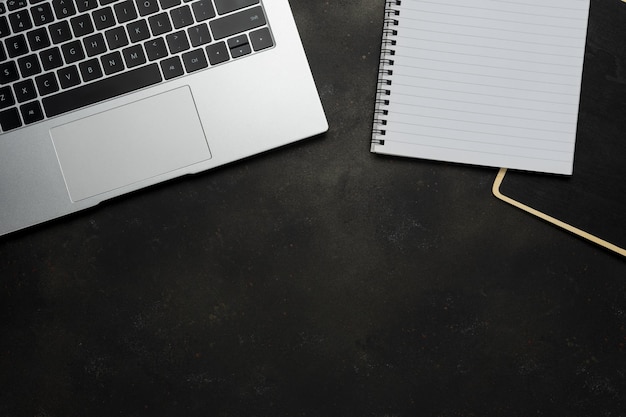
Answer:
[50,86,211,202]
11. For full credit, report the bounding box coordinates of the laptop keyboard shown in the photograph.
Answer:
[0,0,274,132]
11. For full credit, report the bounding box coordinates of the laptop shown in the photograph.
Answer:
[0,0,328,237]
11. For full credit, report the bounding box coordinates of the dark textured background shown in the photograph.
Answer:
[1,1,625,416]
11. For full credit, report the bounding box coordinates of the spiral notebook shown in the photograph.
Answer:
[371,0,591,175]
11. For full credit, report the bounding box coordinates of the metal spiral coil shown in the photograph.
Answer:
[371,0,401,144]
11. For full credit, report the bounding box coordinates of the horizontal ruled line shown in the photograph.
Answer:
[388,111,576,134]
[403,1,588,22]
[392,84,577,106]
[391,90,576,115]
[390,102,575,125]
[400,8,588,30]
[397,41,583,62]
[399,27,584,50]
[393,71,579,95]
[387,118,573,143]
[396,35,580,58]
[385,136,569,162]
[395,55,580,78]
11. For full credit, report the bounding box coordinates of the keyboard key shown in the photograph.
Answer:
[166,30,189,53]
[0,4,6,14]
[76,0,98,13]
[52,0,77,19]
[170,5,193,29]
[99,0,119,5]
[9,10,33,32]
[0,61,20,83]
[213,0,258,15]
[20,101,44,124]
[0,86,16,109]
[30,3,54,26]
[61,40,85,63]
[101,51,124,74]
[148,12,172,36]
[35,72,59,96]
[26,27,50,50]
[122,44,146,67]
[136,0,159,16]
[144,37,167,61]
[58,65,81,88]
[84,33,107,56]
[49,20,72,44]
[13,79,37,102]
[42,63,162,117]
[160,55,184,79]
[249,27,273,51]
[182,48,208,72]
[127,19,150,42]
[93,7,116,30]
[187,24,211,47]
[105,26,129,49]
[113,1,137,23]
[79,58,103,82]
[70,14,94,37]
[191,0,215,22]
[17,54,42,77]
[6,34,29,57]
[206,41,228,65]
[39,47,63,70]
[210,6,266,40]
[0,108,22,131]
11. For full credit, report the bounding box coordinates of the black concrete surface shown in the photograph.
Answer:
[1,1,625,416]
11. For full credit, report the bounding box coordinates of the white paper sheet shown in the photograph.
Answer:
[372,0,590,174]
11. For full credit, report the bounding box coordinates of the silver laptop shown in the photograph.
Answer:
[0,0,328,236]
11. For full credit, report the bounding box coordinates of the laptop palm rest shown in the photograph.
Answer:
[50,86,211,202]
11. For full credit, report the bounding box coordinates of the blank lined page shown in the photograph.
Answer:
[372,0,590,174]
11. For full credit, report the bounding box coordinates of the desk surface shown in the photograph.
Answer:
[1,1,625,416]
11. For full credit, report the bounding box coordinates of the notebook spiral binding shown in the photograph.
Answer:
[371,0,401,146]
